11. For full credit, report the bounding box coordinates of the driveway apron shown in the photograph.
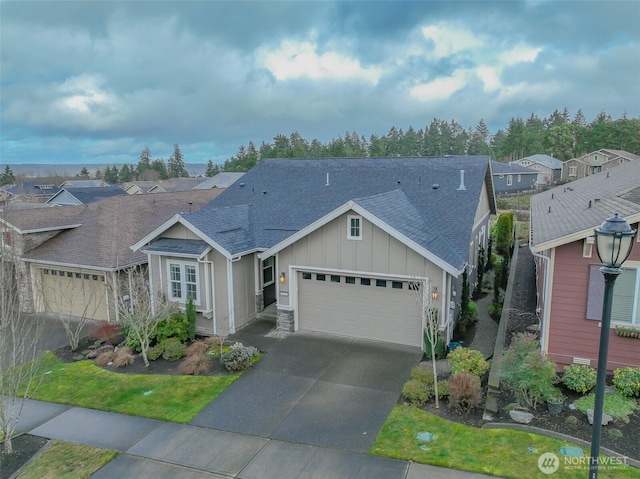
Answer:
[191,332,422,453]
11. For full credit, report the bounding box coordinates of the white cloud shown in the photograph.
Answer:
[410,69,472,102]
[256,40,384,84]
[475,66,501,92]
[499,45,542,66]
[420,24,484,59]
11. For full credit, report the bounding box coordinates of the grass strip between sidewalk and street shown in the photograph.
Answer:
[20,352,240,423]
[17,441,117,479]
[371,405,640,479]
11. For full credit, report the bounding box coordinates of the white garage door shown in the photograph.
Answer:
[297,271,422,347]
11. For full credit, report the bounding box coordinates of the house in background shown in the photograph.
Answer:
[513,154,563,185]
[530,160,640,371]
[490,161,538,194]
[562,149,640,180]
[122,178,207,194]
[59,179,109,188]
[0,190,221,322]
[132,157,496,350]
[2,181,61,204]
[46,185,126,205]
[193,172,245,189]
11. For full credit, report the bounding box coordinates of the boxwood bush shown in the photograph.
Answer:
[612,367,640,397]
[562,364,597,394]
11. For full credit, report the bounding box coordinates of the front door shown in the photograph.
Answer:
[262,256,276,306]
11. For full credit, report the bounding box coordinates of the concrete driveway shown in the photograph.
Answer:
[191,324,422,453]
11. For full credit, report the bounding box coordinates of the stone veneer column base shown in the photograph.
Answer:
[255,291,264,313]
[276,308,294,332]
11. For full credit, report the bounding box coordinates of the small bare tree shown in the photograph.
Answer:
[411,279,441,408]
[41,267,104,351]
[118,267,175,367]
[0,255,44,453]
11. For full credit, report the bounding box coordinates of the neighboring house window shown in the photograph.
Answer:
[168,261,198,304]
[1,231,11,247]
[569,166,577,177]
[586,265,640,325]
[507,175,513,186]
[517,175,521,183]
[347,215,362,240]
[591,166,601,174]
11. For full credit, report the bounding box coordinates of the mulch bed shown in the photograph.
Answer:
[0,434,49,479]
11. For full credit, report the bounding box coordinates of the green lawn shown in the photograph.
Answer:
[22,352,240,423]
[17,441,117,479]
[371,406,640,479]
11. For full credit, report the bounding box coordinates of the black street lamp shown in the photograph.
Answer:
[590,214,636,479]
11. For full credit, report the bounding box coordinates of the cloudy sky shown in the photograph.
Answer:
[1,1,639,166]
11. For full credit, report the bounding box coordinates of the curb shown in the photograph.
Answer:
[482,422,640,469]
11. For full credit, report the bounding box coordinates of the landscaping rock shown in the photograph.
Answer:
[509,410,534,424]
[586,409,613,426]
[72,354,86,361]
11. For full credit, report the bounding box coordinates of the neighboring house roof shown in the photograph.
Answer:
[570,149,640,165]
[59,179,109,188]
[5,181,61,197]
[530,160,640,252]
[136,157,495,274]
[519,154,563,169]
[17,190,222,270]
[46,186,126,205]
[1,205,84,234]
[193,172,245,189]
[490,161,538,175]
[123,178,207,194]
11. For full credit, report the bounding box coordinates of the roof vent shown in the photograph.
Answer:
[432,184,439,189]
[238,182,245,187]
[457,170,466,191]
[262,191,267,195]
[326,173,330,186]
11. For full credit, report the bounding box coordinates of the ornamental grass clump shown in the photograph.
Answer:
[448,371,482,415]
[178,354,212,375]
[112,347,135,368]
[185,340,210,357]
[562,364,597,394]
[447,347,490,378]
[94,350,116,367]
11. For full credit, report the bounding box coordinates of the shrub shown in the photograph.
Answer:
[488,303,502,321]
[146,345,163,361]
[94,350,115,367]
[494,212,514,255]
[402,379,431,406]
[410,366,435,386]
[178,354,212,375]
[87,322,123,345]
[185,340,210,357]
[220,344,258,372]
[186,297,197,342]
[154,312,190,344]
[574,392,637,422]
[448,347,490,378]
[562,364,597,394]
[112,347,135,368]
[499,333,557,409]
[448,371,482,415]
[86,344,114,359]
[612,367,640,397]
[160,338,186,361]
[436,379,450,399]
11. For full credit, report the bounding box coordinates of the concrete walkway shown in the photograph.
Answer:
[14,397,498,479]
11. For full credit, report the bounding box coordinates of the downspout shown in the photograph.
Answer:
[530,247,551,352]
[227,258,235,333]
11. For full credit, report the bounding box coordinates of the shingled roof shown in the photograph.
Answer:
[530,160,640,252]
[19,189,222,270]
[169,157,494,272]
[46,185,126,205]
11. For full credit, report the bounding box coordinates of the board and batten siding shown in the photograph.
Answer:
[546,239,640,370]
[277,211,444,309]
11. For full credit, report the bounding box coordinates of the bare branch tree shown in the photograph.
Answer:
[40,267,104,351]
[117,267,175,367]
[0,253,44,454]
[410,279,441,408]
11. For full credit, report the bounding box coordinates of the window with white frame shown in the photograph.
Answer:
[347,215,362,240]
[262,256,274,286]
[1,231,11,247]
[167,261,198,304]
[569,166,577,177]
[507,175,513,186]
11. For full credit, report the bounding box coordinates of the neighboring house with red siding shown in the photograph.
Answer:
[530,160,640,371]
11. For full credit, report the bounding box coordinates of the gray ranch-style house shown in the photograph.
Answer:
[132,157,496,350]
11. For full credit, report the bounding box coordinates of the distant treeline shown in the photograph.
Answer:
[222,109,640,172]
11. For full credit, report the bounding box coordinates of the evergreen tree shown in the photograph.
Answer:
[94,168,102,180]
[138,147,152,175]
[77,167,90,178]
[151,158,169,179]
[168,144,188,178]
[205,159,220,177]
[119,164,133,182]
[104,165,119,184]
[0,165,16,186]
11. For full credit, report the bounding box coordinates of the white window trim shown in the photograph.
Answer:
[347,215,362,240]
[166,259,200,306]
[569,166,577,177]
[583,237,594,258]
[506,175,513,186]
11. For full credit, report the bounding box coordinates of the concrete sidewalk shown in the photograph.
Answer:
[14,397,499,479]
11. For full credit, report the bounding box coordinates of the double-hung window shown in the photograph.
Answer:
[347,215,362,240]
[587,265,640,325]
[168,261,198,304]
